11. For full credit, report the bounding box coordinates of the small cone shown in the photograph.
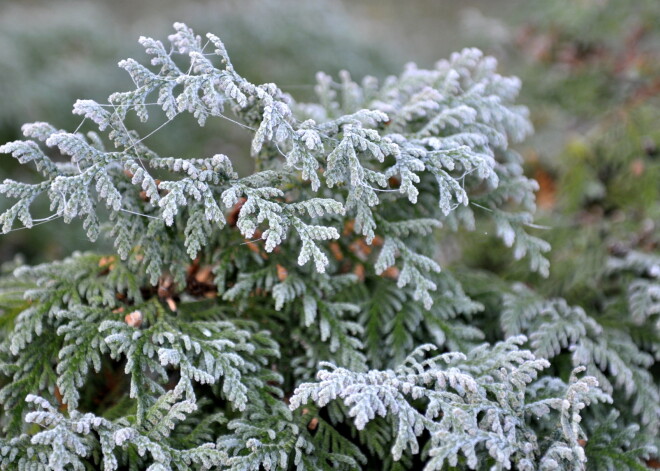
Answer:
[125,310,143,328]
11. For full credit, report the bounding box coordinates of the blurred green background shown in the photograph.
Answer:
[1,0,658,269]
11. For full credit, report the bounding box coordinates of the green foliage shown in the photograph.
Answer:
[456,1,660,468]
[291,337,610,470]
[0,0,398,264]
[0,21,642,470]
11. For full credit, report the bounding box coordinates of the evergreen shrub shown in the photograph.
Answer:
[0,22,650,470]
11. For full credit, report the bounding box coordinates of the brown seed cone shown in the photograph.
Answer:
[307,417,319,431]
[125,310,143,328]
[353,263,366,282]
[381,266,400,280]
[329,241,344,261]
[276,264,288,282]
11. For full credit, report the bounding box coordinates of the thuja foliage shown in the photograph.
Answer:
[0,23,621,470]
[0,0,396,262]
[460,2,660,469]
